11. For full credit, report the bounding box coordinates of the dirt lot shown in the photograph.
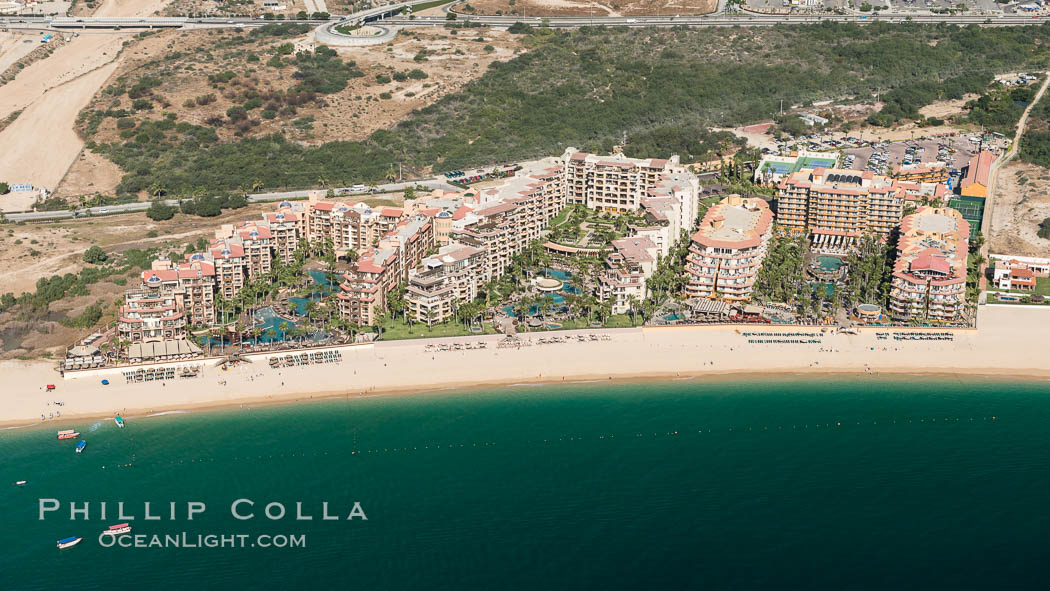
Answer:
[163,0,310,17]
[0,33,126,204]
[0,0,176,208]
[918,94,981,120]
[0,31,40,74]
[78,25,524,150]
[52,148,127,200]
[73,0,173,16]
[988,162,1050,257]
[464,0,716,16]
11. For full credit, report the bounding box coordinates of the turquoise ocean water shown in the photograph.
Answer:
[2,376,1049,589]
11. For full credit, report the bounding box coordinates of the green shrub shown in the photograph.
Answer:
[146,200,177,221]
[227,106,248,121]
[83,245,108,264]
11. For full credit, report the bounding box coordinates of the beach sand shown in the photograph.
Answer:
[3,306,1047,429]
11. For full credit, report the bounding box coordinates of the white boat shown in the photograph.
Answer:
[13,480,26,486]
[102,523,131,535]
[57,536,82,549]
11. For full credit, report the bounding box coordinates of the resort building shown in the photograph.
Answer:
[959,150,995,198]
[336,216,436,326]
[888,206,970,323]
[754,150,839,185]
[336,247,400,327]
[261,206,305,264]
[991,255,1050,292]
[458,158,568,281]
[216,222,274,280]
[172,257,218,326]
[598,236,661,314]
[561,148,692,213]
[891,162,950,184]
[305,196,403,256]
[208,239,249,300]
[405,244,486,325]
[685,195,774,302]
[117,149,700,343]
[119,269,188,344]
[776,167,915,249]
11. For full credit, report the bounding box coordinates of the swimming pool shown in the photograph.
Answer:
[203,306,328,345]
[816,256,844,272]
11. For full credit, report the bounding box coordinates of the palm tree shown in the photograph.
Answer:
[626,294,638,326]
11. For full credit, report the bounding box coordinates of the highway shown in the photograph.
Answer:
[0,15,331,30]
[2,6,1046,31]
[383,13,1047,27]
[3,179,462,223]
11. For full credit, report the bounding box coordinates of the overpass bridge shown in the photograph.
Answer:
[2,8,1044,32]
[49,16,189,28]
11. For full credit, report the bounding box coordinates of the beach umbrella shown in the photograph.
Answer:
[101,379,109,385]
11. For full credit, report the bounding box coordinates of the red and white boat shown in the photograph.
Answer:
[102,523,131,536]
[57,429,79,440]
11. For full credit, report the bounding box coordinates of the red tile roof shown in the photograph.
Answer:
[910,253,951,275]
[961,150,995,189]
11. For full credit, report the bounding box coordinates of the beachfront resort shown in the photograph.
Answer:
[96,148,704,366]
[67,141,994,373]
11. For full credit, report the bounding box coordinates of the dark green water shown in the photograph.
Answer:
[3,377,1050,590]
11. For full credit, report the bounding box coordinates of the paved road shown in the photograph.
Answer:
[4,6,1047,31]
[4,179,461,222]
[388,13,1048,26]
[979,70,1050,300]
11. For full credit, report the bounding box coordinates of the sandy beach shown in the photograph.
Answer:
[3,305,1047,429]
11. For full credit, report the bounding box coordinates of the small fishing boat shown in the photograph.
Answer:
[13,480,26,487]
[102,523,131,536]
[57,429,79,440]
[57,537,81,549]
[75,440,86,454]
[114,415,125,428]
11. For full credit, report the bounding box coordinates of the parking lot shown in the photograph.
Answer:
[841,132,1009,176]
[745,0,850,13]
[892,0,1002,14]
[763,131,1009,179]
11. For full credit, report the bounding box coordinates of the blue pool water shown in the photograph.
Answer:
[308,269,340,293]
[289,270,341,315]
[203,307,328,346]
[503,269,580,317]
[816,256,844,272]
[810,282,835,297]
